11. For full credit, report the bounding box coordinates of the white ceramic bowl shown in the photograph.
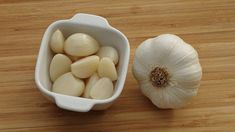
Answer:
[35,13,130,112]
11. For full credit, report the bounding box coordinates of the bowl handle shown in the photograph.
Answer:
[71,13,110,27]
[55,95,94,112]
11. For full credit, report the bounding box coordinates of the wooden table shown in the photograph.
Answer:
[0,0,235,131]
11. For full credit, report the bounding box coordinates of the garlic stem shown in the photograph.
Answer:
[149,67,169,88]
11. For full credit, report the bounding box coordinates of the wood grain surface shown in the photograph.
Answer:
[0,0,235,131]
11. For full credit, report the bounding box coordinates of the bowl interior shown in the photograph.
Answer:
[37,20,129,98]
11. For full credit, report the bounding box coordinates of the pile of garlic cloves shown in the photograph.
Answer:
[49,29,119,100]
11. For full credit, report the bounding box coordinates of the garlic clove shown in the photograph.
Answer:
[132,57,149,82]
[165,42,197,68]
[97,46,119,65]
[98,57,117,81]
[172,63,202,82]
[83,73,100,98]
[90,77,114,100]
[50,29,64,53]
[52,72,85,96]
[71,55,99,78]
[64,33,99,57]
[151,85,197,109]
[136,37,180,71]
[50,54,72,82]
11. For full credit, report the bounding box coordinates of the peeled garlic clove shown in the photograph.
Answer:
[98,57,117,81]
[50,29,64,53]
[97,46,119,65]
[52,72,85,96]
[90,77,114,99]
[64,33,99,57]
[71,55,99,78]
[50,54,72,82]
[83,73,99,98]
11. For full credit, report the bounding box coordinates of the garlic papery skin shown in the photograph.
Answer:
[132,34,202,109]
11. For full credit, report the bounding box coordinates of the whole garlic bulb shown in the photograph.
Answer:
[132,34,202,109]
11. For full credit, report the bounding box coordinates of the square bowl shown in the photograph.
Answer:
[35,13,130,112]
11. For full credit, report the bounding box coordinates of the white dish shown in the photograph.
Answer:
[35,13,130,112]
